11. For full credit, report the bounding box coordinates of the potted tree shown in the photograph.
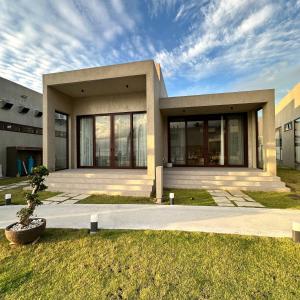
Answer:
[5,166,49,245]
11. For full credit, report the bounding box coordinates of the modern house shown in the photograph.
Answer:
[0,77,43,177]
[275,82,300,169]
[43,60,288,197]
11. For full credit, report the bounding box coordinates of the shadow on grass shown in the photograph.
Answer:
[0,271,33,296]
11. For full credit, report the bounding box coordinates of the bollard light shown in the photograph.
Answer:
[90,214,98,234]
[292,222,300,243]
[169,192,174,205]
[5,194,11,205]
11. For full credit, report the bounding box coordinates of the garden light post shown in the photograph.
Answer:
[5,194,11,205]
[169,193,174,205]
[292,222,300,243]
[90,214,98,234]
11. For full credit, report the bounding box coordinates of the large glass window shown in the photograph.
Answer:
[170,121,186,165]
[207,118,225,165]
[55,112,68,170]
[133,113,147,167]
[257,109,264,169]
[114,114,131,167]
[187,121,204,166]
[295,119,300,163]
[79,117,93,166]
[228,115,244,165]
[275,127,282,161]
[95,116,110,167]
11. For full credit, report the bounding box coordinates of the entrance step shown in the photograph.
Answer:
[46,169,154,197]
[164,168,290,192]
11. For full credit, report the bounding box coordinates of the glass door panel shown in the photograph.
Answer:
[95,116,111,167]
[79,117,93,166]
[133,113,147,167]
[207,118,225,165]
[170,121,186,165]
[114,114,131,167]
[228,115,244,165]
[55,112,68,170]
[187,120,204,166]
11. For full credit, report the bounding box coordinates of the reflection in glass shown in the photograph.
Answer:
[170,121,186,165]
[228,116,244,165]
[55,112,68,170]
[295,119,300,163]
[207,118,224,165]
[133,113,147,167]
[80,117,93,166]
[95,116,110,167]
[187,121,204,166]
[257,109,263,169]
[114,114,131,167]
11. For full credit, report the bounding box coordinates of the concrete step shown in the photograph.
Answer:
[164,179,286,188]
[164,183,290,192]
[48,171,150,180]
[46,177,153,185]
[164,170,272,177]
[164,175,281,182]
[47,182,153,191]
[46,187,152,197]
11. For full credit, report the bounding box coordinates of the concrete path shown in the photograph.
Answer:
[1,204,300,238]
[0,181,29,191]
[208,190,264,207]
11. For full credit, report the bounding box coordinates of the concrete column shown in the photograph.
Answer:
[247,111,257,168]
[263,101,277,175]
[156,166,163,203]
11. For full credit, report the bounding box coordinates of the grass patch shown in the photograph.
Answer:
[277,168,300,192]
[78,189,215,206]
[0,229,299,299]
[0,188,59,206]
[245,168,300,209]
[0,177,27,186]
[163,188,215,206]
[78,194,154,205]
[245,191,300,209]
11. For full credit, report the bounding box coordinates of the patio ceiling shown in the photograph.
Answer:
[52,75,146,98]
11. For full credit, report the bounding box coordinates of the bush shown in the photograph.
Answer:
[17,166,49,226]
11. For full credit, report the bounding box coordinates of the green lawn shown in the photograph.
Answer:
[78,189,215,206]
[163,188,215,206]
[245,168,300,209]
[0,229,299,299]
[0,188,59,206]
[78,194,155,204]
[0,177,28,186]
[277,167,300,192]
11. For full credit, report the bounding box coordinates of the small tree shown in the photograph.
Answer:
[17,166,49,226]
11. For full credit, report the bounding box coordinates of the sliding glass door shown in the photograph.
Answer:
[169,114,247,167]
[55,111,68,170]
[78,112,147,168]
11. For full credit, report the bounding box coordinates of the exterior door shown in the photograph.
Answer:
[78,112,146,168]
[186,120,204,166]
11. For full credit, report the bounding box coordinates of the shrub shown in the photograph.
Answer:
[17,166,49,226]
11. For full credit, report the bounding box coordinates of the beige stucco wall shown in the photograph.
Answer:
[275,83,300,168]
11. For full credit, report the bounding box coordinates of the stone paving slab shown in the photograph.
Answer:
[63,200,79,204]
[46,196,70,202]
[234,201,265,208]
[71,194,90,200]
[61,193,81,198]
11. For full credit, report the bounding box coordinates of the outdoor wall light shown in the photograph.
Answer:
[5,194,11,205]
[18,105,30,114]
[169,192,174,205]
[90,214,98,234]
[34,110,43,117]
[292,222,300,243]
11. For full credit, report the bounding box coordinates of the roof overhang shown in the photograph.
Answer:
[160,89,274,116]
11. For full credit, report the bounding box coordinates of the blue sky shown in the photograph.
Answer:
[0,0,299,102]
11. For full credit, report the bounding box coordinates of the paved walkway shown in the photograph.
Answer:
[0,181,29,191]
[43,193,90,205]
[208,190,264,207]
[1,204,299,237]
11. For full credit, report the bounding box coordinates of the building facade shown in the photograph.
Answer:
[0,77,43,177]
[275,83,300,169]
[43,60,287,196]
